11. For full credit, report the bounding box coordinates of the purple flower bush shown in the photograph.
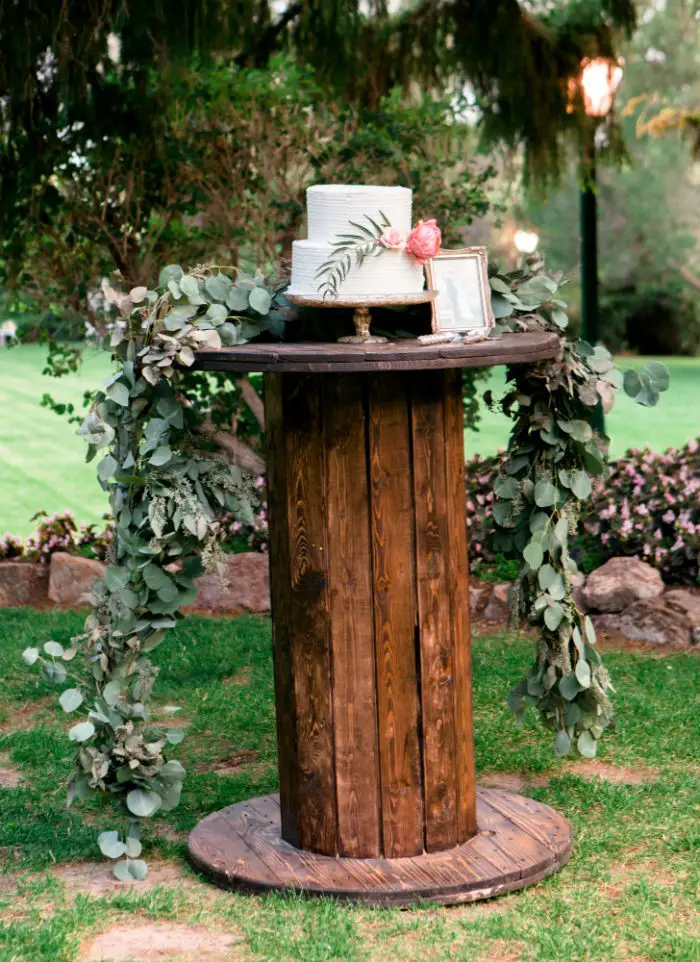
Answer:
[218,475,269,552]
[464,438,700,585]
[580,438,700,584]
[0,533,25,561]
[3,510,114,564]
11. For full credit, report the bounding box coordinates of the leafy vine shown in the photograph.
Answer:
[488,263,668,757]
[22,265,283,878]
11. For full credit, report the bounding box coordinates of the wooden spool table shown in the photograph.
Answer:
[188,332,573,906]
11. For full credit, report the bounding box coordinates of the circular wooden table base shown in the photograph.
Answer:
[188,788,573,907]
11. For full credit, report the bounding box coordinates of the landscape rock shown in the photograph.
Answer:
[572,571,587,613]
[664,588,700,627]
[616,599,691,646]
[82,923,241,961]
[48,552,105,606]
[469,582,492,617]
[581,557,664,613]
[0,561,49,607]
[483,583,511,624]
[189,551,270,613]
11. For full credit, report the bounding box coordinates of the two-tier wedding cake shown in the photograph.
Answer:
[288,185,429,298]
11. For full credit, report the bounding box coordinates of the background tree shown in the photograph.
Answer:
[522,0,700,355]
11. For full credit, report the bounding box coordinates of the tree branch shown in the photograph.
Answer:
[237,376,265,429]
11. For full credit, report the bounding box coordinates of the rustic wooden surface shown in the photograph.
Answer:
[264,370,476,860]
[368,373,424,858]
[188,789,573,906]
[194,330,559,373]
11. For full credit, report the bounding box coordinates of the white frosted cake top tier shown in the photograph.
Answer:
[307,185,413,243]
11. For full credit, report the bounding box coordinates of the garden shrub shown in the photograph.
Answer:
[464,438,700,585]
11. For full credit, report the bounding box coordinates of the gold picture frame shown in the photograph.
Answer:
[424,247,495,337]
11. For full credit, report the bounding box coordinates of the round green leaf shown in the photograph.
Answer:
[125,836,143,858]
[523,542,544,570]
[59,688,84,713]
[544,602,564,631]
[249,286,272,315]
[553,730,572,758]
[623,369,642,398]
[106,381,130,407]
[534,480,557,507]
[159,264,183,289]
[102,680,123,707]
[494,476,519,499]
[126,789,161,818]
[69,721,95,743]
[570,470,592,500]
[559,673,580,701]
[577,730,598,759]
[98,831,127,860]
[22,647,40,666]
[44,641,64,658]
[575,659,592,689]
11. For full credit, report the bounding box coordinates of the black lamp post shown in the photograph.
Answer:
[579,57,623,435]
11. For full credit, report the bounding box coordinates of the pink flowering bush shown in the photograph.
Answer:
[464,438,700,585]
[218,475,269,552]
[14,511,114,564]
[0,533,25,561]
[580,438,700,584]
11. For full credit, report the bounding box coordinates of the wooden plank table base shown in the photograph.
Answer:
[189,333,572,905]
[188,789,573,906]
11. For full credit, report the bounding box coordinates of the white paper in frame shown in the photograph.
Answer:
[424,247,495,337]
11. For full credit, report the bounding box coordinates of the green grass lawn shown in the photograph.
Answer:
[466,355,700,459]
[1,345,698,536]
[0,610,699,961]
[0,345,112,536]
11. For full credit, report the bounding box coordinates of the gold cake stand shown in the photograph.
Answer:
[285,291,438,344]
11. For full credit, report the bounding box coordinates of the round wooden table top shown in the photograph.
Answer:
[194,330,559,374]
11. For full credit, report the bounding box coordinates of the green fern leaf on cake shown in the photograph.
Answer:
[315,210,392,299]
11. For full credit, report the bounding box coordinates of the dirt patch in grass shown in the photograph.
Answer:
[0,697,54,736]
[82,922,243,961]
[0,753,22,787]
[54,860,196,897]
[565,761,659,785]
[207,748,259,776]
[478,772,549,792]
[477,939,524,962]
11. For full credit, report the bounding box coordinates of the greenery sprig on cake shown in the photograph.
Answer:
[315,211,442,298]
[315,210,392,298]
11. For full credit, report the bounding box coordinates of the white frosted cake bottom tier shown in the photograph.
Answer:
[289,241,424,297]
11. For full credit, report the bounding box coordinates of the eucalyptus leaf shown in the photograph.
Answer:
[69,721,96,743]
[577,730,598,759]
[553,730,572,758]
[59,688,84,713]
[126,788,161,818]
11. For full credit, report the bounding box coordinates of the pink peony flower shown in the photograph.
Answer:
[378,227,406,251]
[405,219,442,264]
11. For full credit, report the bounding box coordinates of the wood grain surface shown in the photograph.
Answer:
[368,374,424,858]
[323,375,382,858]
[194,331,559,374]
[411,370,458,852]
[188,788,574,906]
[443,368,478,840]
[263,369,481,859]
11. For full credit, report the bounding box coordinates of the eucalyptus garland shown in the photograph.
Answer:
[22,256,668,876]
[488,264,668,758]
[23,265,283,879]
